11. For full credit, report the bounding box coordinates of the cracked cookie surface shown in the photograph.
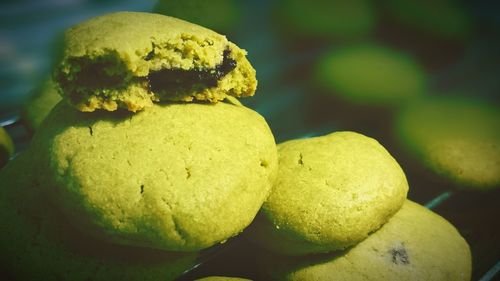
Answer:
[31,100,277,251]
[54,12,257,112]
[0,152,198,281]
[247,131,408,255]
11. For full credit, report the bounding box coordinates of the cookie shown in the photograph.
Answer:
[54,11,257,112]
[0,152,198,281]
[21,78,62,131]
[32,100,277,251]
[395,96,500,189]
[0,126,15,168]
[194,277,251,281]
[247,131,408,255]
[154,0,241,33]
[277,0,376,39]
[258,200,471,281]
[315,44,426,106]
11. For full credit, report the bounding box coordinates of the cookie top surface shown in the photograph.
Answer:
[248,131,408,255]
[395,96,500,189]
[0,152,198,281]
[259,200,471,281]
[315,44,426,106]
[55,12,257,112]
[32,101,277,251]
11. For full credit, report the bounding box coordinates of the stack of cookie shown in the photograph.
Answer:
[246,132,472,280]
[0,12,278,281]
[0,11,474,281]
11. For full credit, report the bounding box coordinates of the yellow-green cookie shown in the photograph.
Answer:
[315,44,427,106]
[0,152,198,281]
[194,277,251,281]
[21,78,62,131]
[259,200,471,281]
[247,131,408,255]
[395,96,500,189]
[54,12,257,112]
[154,0,241,33]
[32,100,277,251]
[0,126,15,168]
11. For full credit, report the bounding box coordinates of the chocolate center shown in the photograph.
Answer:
[389,244,410,265]
[147,49,237,93]
[62,49,237,99]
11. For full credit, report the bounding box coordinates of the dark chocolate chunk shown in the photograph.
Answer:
[61,56,127,90]
[145,50,155,61]
[147,49,237,93]
[389,244,410,265]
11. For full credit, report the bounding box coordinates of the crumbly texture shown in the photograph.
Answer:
[21,78,62,131]
[315,44,426,106]
[395,96,500,189]
[194,277,252,281]
[0,126,15,168]
[0,152,198,281]
[154,0,241,33]
[54,12,257,112]
[247,131,408,255]
[31,101,277,251]
[258,200,472,281]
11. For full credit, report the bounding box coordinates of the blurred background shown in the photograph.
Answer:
[0,0,499,280]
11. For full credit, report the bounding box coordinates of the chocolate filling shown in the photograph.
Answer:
[61,49,237,101]
[68,58,127,90]
[147,49,237,93]
[389,245,410,265]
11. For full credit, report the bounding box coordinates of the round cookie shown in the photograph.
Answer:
[195,277,251,281]
[54,12,257,112]
[247,131,408,255]
[0,152,198,281]
[32,101,278,252]
[315,44,427,106]
[0,126,15,168]
[21,78,62,131]
[276,0,376,39]
[258,200,471,281]
[154,0,241,33]
[395,96,500,189]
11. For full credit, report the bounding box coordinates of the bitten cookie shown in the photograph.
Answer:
[258,200,471,281]
[395,96,500,189]
[247,131,408,255]
[54,11,257,112]
[32,100,277,251]
[21,78,62,131]
[0,152,198,281]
